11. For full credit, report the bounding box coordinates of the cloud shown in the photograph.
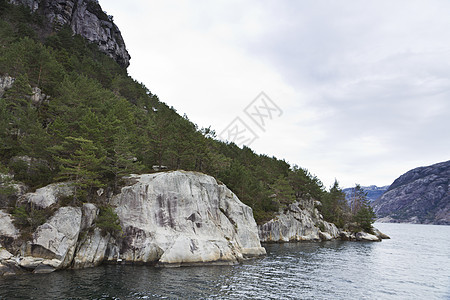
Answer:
[102,0,450,187]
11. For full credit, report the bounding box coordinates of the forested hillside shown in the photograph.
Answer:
[0,0,373,229]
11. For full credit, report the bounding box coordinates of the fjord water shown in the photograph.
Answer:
[1,223,449,299]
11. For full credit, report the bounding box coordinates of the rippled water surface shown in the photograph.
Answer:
[1,223,449,299]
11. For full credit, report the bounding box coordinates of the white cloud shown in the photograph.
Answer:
[102,0,450,188]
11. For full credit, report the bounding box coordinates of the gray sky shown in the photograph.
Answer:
[102,0,450,188]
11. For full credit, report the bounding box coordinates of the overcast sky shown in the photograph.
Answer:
[102,0,450,188]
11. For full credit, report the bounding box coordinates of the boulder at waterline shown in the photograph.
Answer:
[258,200,340,242]
[110,171,266,266]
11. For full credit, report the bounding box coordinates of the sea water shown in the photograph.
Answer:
[1,223,449,299]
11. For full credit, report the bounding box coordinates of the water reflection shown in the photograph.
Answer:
[1,224,449,299]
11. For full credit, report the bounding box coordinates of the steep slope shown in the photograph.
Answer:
[9,0,130,67]
[0,1,328,225]
[373,160,450,225]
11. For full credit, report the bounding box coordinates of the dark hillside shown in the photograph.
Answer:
[373,160,450,225]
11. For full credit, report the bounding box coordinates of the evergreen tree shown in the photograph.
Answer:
[321,180,349,228]
[350,184,376,232]
[53,136,105,204]
[350,184,366,214]
[270,175,296,207]
[2,74,33,157]
[107,127,144,190]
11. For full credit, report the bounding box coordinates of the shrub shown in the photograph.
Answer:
[318,222,326,232]
[96,206,122,236]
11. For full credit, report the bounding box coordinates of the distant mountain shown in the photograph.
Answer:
[343,185,389,203]
[372,160,450,225]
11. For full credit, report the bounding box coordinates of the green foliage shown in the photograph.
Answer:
[318,222,326,232]
[8,158,53,188]
[0,164,16,198]
[11,204,48,238]
[0,37,64,95]
[52,136,105,203]
[0,6,346,225]
[321,180,350,228]
[354,205,376,233]
[349,184,376,232]
[96,206,122,236]
[86,1,109,22]
[270,175,296,207]
[11,205,28,227]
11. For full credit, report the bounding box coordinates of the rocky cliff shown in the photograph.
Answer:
[257,197,389,243]
[258,199,340,242]
[0,171,266,275]
[9,0,130,68]
[109,171,266,265]
[373,160,450,225]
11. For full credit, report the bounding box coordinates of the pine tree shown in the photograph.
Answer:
[351,184,376,232]
[53,136,105,204]
[2,74,32,156]
[107,128,144,190]
[321,180,349,228]
[270,175,296,207]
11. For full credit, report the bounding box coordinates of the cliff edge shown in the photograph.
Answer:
[9,0,131,68]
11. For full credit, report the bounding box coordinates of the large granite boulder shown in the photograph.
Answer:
[72,228,110,269]
[258,201,340,242]
[0,210,19,249]
[110,171,266,266]
[373,227,390,239]
[355,232,380,242]
[20,183,73,209]
[29,206,82,269]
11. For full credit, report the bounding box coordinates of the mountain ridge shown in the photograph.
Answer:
[372,160,450,225]
[343,185,389,203]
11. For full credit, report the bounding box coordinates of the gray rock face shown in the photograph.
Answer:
[20,182,73,209]
[258,200,340,242]
[1,171,267,275]
[80,203,98,231]
[9,0,130,68]
[30,86,49,106]
[355,232,380,242]
[372,227,390,239]
[0,75,15,98]
[373,160,450,225]
[30,206,82,268]
[72,228,110,269]
[111,171,266,265]
[0,210,19,247]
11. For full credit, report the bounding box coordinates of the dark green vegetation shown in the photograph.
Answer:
[321,181,375,231]
[0,1,374,231]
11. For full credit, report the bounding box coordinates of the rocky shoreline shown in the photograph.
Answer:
[1,171,388,276]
